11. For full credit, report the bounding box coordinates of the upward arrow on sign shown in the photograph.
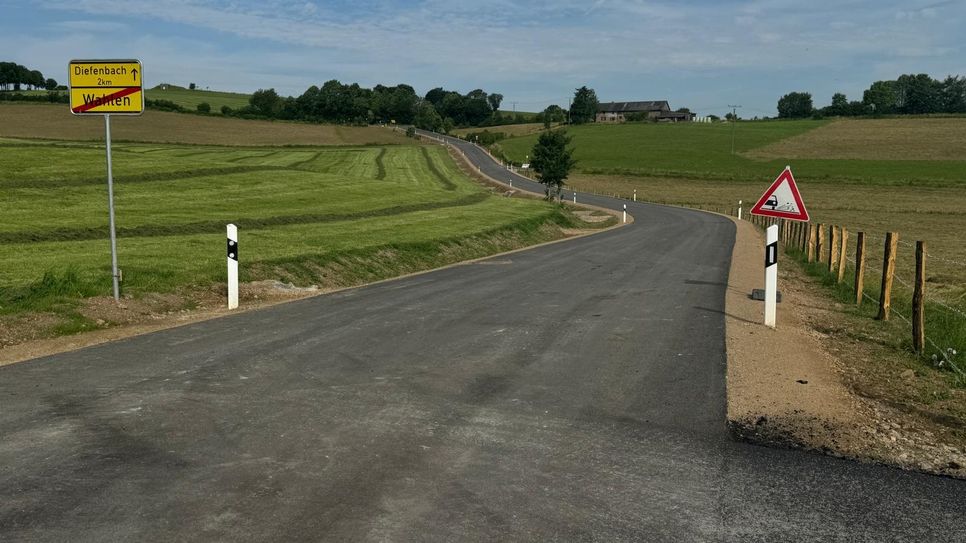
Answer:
[132,68,138,81]
[750,166,810,222]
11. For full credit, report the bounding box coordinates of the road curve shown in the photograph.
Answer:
[1,133,964,542]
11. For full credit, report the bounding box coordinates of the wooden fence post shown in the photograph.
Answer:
[808,224,817,263]
[913,241,926,353]
[800,222,808,253]
[855,232,866,305]
[828,225,839,273]
[817,224,826,263]
[877,232,899,320]
[837,227,849,283]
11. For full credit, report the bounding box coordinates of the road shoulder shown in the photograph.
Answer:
[724,218,966,478]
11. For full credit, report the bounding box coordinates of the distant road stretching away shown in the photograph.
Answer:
[1,131,963,541]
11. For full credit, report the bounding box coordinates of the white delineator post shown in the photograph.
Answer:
[227,224,239,310]
[738,200,742,220]
[573,192,576,204]
[764,224,778,328]
[633,189,637,202]
[623,204,627,224]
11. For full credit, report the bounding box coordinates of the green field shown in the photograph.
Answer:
[11,85,253,112]
[497,120,966,186]
[145,84,252,111]
[0,140,594,341]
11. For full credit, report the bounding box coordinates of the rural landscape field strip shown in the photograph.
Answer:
[0,103,414,146]
[0,193,490,244]
[0,140,570,302]
[0,164,285,189]
[421,146,457,190]
[0,200,562,288]
[498,120,966,186]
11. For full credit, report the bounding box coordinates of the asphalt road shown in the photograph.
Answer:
[2,134,964,542]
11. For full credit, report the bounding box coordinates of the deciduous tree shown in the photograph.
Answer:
[777,92,813,118]
[530,129,577,200]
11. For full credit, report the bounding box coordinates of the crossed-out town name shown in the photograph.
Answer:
[82,92,133,107]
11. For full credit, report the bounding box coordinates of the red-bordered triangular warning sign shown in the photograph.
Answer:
[750,166,809,222]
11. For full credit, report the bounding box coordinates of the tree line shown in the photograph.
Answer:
[778,73,966,118]
[219,80,515,132]
[1,59,611,133]
[0,62,59,91]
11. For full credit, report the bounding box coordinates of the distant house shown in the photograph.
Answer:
[596,101,694,123]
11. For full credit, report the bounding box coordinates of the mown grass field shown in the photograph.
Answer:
[0,137,595,343]
[0,103,410,146]
[146,85,252,111]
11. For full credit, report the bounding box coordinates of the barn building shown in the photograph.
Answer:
[596,101,694,123]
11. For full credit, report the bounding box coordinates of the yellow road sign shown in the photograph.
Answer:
[68,59,143,115]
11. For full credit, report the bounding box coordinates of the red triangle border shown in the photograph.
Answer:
[750,167,810,222]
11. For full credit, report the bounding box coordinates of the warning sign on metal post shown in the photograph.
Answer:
[68,59,143,115]
[750,166,809,222]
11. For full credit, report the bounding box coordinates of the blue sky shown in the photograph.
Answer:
[3,0,964,116]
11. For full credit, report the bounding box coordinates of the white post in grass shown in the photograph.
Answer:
[764,224,778,328]
[573,192,576,204]
[738,200,743,220]
[623,204,627,224]
[633,189,637,202]
[227,224,239,310]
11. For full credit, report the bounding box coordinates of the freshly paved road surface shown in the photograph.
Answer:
[1,134,964,542]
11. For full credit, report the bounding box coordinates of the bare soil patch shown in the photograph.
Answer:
[0,103,410,146]
[725,218,966,478]
[746,118,966,161]
[452,123,558,138]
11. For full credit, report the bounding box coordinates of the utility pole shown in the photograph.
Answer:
[728,104,742,155]
[511,101,517,113]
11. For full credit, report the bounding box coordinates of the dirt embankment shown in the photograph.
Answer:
[725,218,966,478]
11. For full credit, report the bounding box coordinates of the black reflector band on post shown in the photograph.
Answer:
[227,238,238,261]
[765,241,778,268]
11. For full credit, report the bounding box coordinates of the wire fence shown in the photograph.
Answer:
[741,213,964,380]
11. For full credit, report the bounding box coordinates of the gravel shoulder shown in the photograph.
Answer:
[725,218,966,478]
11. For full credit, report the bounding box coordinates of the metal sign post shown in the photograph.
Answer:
[104,114,120,300]
[69,59,144,301]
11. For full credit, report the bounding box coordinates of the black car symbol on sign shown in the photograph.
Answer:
[765,195,779,210]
